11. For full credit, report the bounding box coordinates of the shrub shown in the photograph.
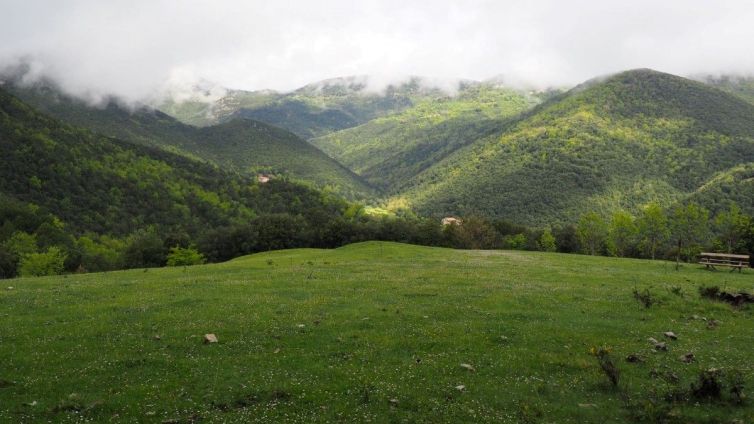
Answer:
[18,247,67,277]
[166,246,206,267]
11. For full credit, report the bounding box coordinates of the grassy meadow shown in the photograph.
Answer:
[1,241,752,423]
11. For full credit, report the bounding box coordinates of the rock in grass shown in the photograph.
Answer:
[680,352,695,363]
[388,398,399,406]
[626,354,644,363]
[654,342,667,351]
[663,331,678,340]
[460,363,476,372]
[203,334,218,344]
[648,337,659,344]
[6,287,13,290]
[578,403,597,408]
[455,385,466,391]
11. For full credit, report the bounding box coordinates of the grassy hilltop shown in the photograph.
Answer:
[1,242,752,423]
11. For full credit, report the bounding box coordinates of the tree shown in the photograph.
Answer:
[2,231,38,258]
[670,203,709,269]
[576,212,608,255]
[636,203,669,260]
[607,211,636,257]
[18,247,67,277]
[444,217,499,249]
[714,203,745,253]
[537,228,557,252]
[123,230,166,268]
[166,246,206,266]
[0,246,19,279]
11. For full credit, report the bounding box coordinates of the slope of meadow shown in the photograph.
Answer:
[1,242,752,423]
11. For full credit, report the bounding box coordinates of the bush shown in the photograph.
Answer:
[166,246,206,266]
[18,247,67,277]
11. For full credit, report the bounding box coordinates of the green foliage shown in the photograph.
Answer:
[312,83,539,192]
[123,230,166,269]
[2,231,37,257]
[607,211,637,257]
[636,202,670,260]
[577,212,608,255]
[166,246,206,266]
[6,83,374,200]
[537,228,557,252]
[396,70,754,225]
[159,76,444,138]
[18,246,66,277]
[670,203,710,264]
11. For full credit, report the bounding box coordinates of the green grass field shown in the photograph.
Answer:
[1,242,752,423]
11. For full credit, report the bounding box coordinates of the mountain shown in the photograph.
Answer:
[393,69,754,225]
[4,81,374,199]
[0,86,350,237]
[158,76,450,139]
[700,74,754,106]
[310,82,543,192]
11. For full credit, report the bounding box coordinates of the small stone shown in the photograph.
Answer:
[654,342,667,351]
[297,324,305,328]
[707,319,720,329]
[274,348,280,354]
[153,335,161,340]
[6,287,13,290]
[389,398,399,406]
[455,385,466,391]
[680,352,695,363]
[460,363,476,372]
[578,403,597,408]
[648,337,659,344]
[203,334,218,344]
[663,331,678,340]
[626,354,643,363]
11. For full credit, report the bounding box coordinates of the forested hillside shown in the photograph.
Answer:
[702,74,754,105]
[6,82,374,199]
[397,69,754,225]
[0,87,359,275]
[311,83,541,191]
[159,76,447,138]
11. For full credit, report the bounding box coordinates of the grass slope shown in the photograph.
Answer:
[311,84,540,192]
[5,83,374,199]
[1,242,752,423]
[399,69,754,225]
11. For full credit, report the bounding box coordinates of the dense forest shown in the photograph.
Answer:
[6,80,374,199]
[397,70,754,224]
[3,70,754,280]
[158,76,447,138]
[311,83,543,191]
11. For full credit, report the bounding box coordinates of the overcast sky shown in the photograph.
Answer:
[2,0,754,102]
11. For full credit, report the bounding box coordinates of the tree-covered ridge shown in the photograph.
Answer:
[0,87,349,237]
[310,83,540,192]
[701,74,754,106]
[5,82,375,199]
[158,76,447,138]
[397,69,754,225]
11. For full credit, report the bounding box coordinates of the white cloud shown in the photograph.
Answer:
[2,0,754,102]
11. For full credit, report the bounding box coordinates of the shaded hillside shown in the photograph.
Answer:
[159,76,448,138]
[311,84,541,191]
[0,87,349,236]
[398,69,754,225]
[4,82,374,199]
[701,74,754,106]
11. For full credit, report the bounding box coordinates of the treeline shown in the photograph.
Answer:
[3,197,752,279]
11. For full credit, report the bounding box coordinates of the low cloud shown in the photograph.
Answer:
[2,0,754,104]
